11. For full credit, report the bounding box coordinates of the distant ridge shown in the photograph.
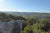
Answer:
[0,11,50,19]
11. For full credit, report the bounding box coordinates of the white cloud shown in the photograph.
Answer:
[0,9,50,13]
[0,9,32,12]
[0,9,18,12]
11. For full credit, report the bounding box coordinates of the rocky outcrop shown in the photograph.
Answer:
[0,20,22,33]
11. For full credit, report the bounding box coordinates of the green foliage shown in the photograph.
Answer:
[0,12,50,33]
[26,17,37,25]
[22,25,33,33]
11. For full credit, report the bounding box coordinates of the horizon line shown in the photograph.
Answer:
[0,11,50,13]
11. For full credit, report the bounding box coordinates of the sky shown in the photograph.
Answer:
[0,0,50,13]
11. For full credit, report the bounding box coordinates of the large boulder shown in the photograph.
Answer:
[0,20,22,33]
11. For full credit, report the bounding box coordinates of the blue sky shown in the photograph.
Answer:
[0,0,50,13]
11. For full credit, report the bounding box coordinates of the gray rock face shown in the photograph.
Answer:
[0,20,22,33]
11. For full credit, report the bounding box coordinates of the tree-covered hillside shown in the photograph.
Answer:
[3,12,50,19]
[0,12,50,33]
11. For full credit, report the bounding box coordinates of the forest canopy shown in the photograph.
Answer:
[0,12,50,33]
